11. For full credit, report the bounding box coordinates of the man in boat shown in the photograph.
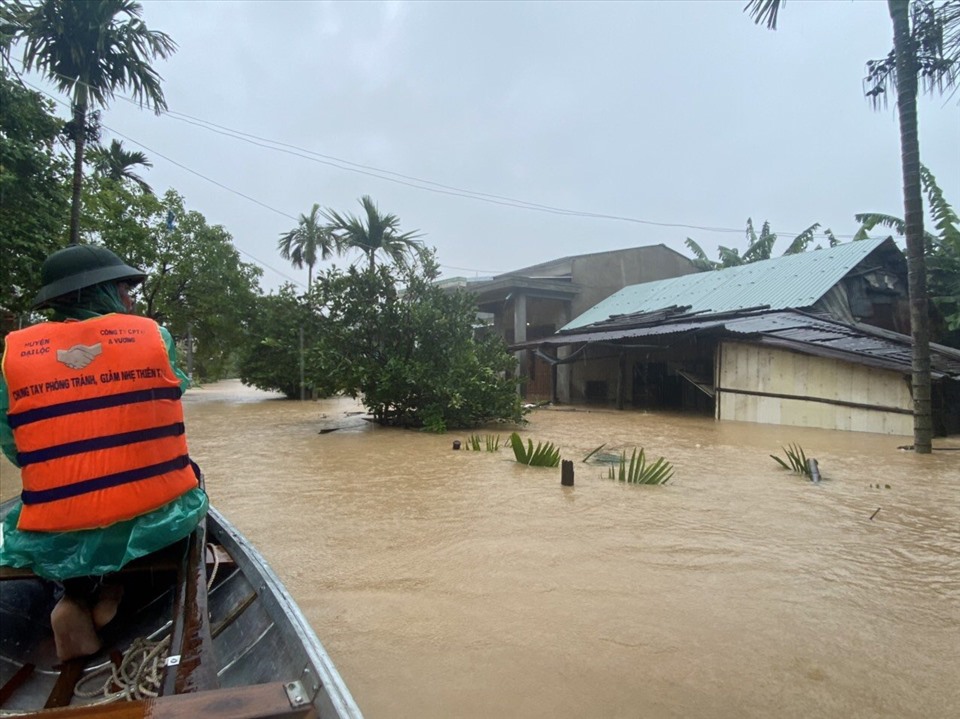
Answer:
[0,245,208,661]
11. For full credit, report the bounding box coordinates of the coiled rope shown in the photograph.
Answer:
[72,543,222,706]
[73,635,171,703]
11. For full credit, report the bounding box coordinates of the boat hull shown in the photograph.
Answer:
[0,499,362,717]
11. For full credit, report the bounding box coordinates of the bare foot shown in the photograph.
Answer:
[92,584,124,629]
[50,597,101,661]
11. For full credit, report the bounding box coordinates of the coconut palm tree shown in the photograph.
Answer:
[87,138,153,193]
[323,196,423,273]
[745,0,959,454]
[2,0,176,244]
[277,203,335,292]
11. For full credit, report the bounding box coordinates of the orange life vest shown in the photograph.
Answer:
[2,315,199,532]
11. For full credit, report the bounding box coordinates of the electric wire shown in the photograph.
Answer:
[8,59,860,242]
[9,61,876,284]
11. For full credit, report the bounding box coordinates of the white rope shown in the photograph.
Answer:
[206,543,221,590]
[71,543,224,707]
[74,635,171,703]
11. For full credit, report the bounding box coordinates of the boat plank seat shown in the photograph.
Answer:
[22,682,318,718]
[0,544,232,581]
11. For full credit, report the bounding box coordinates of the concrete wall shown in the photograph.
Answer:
[716,341,913,435]
[569,246,700,318]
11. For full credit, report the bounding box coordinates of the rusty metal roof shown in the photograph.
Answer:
[526,308,960,379]
[564,238,900,330]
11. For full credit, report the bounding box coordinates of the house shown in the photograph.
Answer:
[447,245,699,399]
[517,238,960,436]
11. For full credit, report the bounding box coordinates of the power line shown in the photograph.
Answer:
[18,78,309,287]
[13,62,885,291]
[9,59,861,242]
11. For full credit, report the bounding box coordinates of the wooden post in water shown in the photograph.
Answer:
[561,459,574,486]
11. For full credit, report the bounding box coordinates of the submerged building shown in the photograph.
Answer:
[516,238,960,436]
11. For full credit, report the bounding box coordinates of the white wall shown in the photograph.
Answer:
[716,342,913,435]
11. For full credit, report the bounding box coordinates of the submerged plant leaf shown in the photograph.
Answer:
[582,443,606,463]
[607,447,673,485]
[772,444,812,477]
[509,432,561,467]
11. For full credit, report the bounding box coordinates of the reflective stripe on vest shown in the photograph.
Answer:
[2,315,199,532]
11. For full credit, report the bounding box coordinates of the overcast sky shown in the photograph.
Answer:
[19,0,960,291]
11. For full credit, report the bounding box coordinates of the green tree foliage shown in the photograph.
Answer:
[246,250,522,429]
[324,195,424,272]
[239,285,320,398]
[0,68,68,315]
[2,0,176,244]
[685,218,830,270]
[83,184,263,380]
[277,203,335,291]
[855,165,960,345]
[87,138,153,194]
[745,0,960,453]
[308,252,522,430]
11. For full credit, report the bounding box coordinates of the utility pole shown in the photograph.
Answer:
[299,325,305,401]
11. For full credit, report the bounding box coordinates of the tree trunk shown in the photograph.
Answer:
[888,0,932,453]
[69,101,87,246]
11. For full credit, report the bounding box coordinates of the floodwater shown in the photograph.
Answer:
[3,379,958,717]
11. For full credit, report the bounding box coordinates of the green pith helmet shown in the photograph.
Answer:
[31,245,147,310]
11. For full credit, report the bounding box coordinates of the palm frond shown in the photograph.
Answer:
[783,223,821,255]
[509,432,560,467]
[771,443,811,477]
[854,212,906,238]
[921,165,960,245]
[684,238,719,270]
[745,0,785,30]
[717,245,743,268]
[606,448,673,485]
[466,434,501,451]
[324,196,422,272]
[582,443,606,463]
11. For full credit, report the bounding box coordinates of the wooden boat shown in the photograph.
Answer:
[0,499,363,718]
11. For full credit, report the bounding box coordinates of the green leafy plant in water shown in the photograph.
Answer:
[770,443,811,477]
[466,434,502,451]
[607,448,673,485]
[509,432,561,467]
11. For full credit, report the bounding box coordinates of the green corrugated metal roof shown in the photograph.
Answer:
[564,239,895,330]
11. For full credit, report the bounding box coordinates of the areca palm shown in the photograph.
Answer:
[278,203,335,292]
[87,138,153,193]
[745,0,960,454]
[324,195,423,273]
[2,0,175,244]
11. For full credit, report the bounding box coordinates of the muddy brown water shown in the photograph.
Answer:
[2,379,958,718]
